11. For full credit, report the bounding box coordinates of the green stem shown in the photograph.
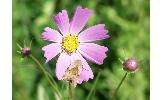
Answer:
[86,71,101,100]
[29,54,62,99]
[112,72,128,99]
[68,83,73,100]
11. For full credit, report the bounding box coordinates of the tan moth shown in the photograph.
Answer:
[62,60,83,87]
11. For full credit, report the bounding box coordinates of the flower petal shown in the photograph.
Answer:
[78,61,94,84]
[41,27,62,42]
[78,24,109,42]
[69,6,92,34]
[70,52,94,84]
[42,43,61,63]
[78,43,108,65]
[56,52,71,80]
[53,10,70,36]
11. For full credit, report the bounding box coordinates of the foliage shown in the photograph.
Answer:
[13,0,150,100]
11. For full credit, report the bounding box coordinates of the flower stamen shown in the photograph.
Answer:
[61,34,80,54]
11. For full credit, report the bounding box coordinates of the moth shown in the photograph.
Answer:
[62,60,83,87]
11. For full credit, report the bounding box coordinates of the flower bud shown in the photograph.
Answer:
[22,47,31,56]
[123,58,138,72]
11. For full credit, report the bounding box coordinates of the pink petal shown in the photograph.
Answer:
[69,6,92,34]
[41,27,62,42]
[70,52,94,84]
[78,43,108,65]
[53,10,70,36]
[56,52,71,80]
[78,24,109,42]
[42,43,61,63]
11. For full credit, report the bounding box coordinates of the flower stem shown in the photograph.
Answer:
[29,54,62,99]
[86,71,101,100]
[112,72,128,99]
[68,83,73,100]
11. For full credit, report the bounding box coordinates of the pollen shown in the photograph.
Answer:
[61,34,80,54]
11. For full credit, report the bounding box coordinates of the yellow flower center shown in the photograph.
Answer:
[61,34,80,54]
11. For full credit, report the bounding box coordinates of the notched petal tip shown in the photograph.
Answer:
[78,43,108,65]
[78,74,94,84]
[78,24,109,42]
[52,10,70,35]
[44,27,50,31]
[41,27,62,42]
[78,6,93,18]
[77,5,93,13]
[42,43,61,63]
[52,10,66,19]
[42,47,50,63]
[69,6,92,34]
[99,24,109,34]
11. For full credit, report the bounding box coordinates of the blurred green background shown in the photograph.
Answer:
[12,0,150,100]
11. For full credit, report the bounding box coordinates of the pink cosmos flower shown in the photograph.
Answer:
[41,6,109,84]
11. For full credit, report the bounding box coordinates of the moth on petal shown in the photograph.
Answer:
[62,60,83,87]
